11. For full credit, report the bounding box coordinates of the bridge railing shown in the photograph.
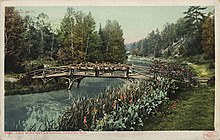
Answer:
[22,67,70,78]
[22,63,132,78]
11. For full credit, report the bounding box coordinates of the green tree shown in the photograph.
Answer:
[58,8,99,63]
[58,7,75,63]
[160,23,176,49]
[101,20,126,63]
[154,28,162,57]
[99,23,109,60]
[83,12,99,61]
[36,13,51,55]
[35,13,56,60]
[59,7,75,48]
[23,15,44,60]
[72,11,85,62]
[175,18,187,39]
[86,31,102,62]
[142,29,161,57]
[183,6,207,56]
[202,12,215,59]
[23,14,59,61]
[5,7,28,73]
[184,6,207,31]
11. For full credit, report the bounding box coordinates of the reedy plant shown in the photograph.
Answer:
[58,77,175,131]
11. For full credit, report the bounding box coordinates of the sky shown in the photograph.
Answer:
[15,6,214,44]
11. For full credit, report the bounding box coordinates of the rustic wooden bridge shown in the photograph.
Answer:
[21,63,151,90]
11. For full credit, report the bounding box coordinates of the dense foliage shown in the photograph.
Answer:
[5,7,127,73]
[129,6,214,60]
[5,7,28,73]
[202,12,215,59]
[150,60,197,91]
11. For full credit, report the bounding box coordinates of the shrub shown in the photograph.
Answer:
[150,60,197,90]
[22,59,44,72]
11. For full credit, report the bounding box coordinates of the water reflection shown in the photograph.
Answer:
[23,100,62,131]
[5,78,124,131]
[65,90,73,100]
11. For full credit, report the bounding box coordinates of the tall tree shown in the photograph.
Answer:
[58,8,100,63]
[175,18,187,39]
[86,31,102,62]
[202,12,215,59]
[184,6,207,31]
[23,15,44,60]
[36,13,53,59]
[154,28,162,57]
[183,6,207,56]
[99,23,109,61]
[58,7,75,63]
[83,12,99,62]
[161,23,176,49]
[101,20,126,63]
[72,11,85,62]
[5,7,27,73]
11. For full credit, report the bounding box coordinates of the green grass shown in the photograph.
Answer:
[189,63,214,78]
[142,86,215,130]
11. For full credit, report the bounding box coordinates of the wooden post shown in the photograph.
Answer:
[76,78,82,89]
[42,69,45,77]
[126,66,129,77]
[95,67,99,76]
[68,78,74,90]
[66,90,73,100]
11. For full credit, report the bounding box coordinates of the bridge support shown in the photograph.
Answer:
[76,78,82,89]
[42,78,53,84]
[66,90,73,100]
[68,78,74,90]
[67,76,84,90]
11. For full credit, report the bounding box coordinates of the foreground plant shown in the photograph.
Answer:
[55,77,175,131]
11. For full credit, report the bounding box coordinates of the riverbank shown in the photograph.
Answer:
[142,86,214,130]
[141,57,215,130]
[4,79,67,96]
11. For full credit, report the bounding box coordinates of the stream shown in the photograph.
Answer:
[5,78,124,131]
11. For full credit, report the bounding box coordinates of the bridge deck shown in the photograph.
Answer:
[32,72,148,80]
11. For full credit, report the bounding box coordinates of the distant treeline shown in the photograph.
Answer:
[5,7,126,73]
[129,6,214,60]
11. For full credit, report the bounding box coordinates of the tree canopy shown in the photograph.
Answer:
[5,7,27,73]
[4,7,127,73]
[130,6,214,60]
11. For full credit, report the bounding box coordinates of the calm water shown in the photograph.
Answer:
[5,78,124,131]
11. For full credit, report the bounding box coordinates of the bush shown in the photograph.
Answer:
[22,59,44,72]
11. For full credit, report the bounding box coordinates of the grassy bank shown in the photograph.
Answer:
[189,63,214,78]
[141,57,215,130]
[142,86,214,130]
[4,79,67,96]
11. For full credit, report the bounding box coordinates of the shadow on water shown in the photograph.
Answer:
[5,77,124,131]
